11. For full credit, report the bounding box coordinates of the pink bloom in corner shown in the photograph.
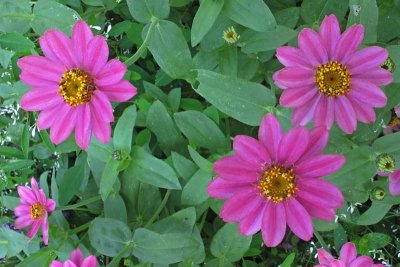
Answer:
[50,248,97,267]
[14,177,56,245]
[273,14,393,134]
[388,170,400,196]
[207,114,345,247]
[18,20,137,150]
[316,242,385,267]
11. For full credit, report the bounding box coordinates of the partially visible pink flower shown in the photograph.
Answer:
[18,20,137,150]
[14,177,56,245]
[383,104,400,135]
[207,114,345,247]
[273,14,392,134]
[388,170,400,196]
[50,248,97,267]
[316,242,385,267]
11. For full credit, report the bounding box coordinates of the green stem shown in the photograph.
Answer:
[107,243,135,267]
[314,231,328,251]
[144,190,171,227]
[69,221,92,235]
[57,195,102,211]
[198,208,208,232]
[124,19,158,67]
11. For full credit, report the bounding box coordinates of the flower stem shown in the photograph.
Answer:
[57,195,102,211]
[144,189,171,227]
[314,230,329,251]
[107,242,135,267]
[69,220,92,235]
[124,19,158,67]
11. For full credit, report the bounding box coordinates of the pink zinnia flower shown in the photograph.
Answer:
[50,248,97,267]
[18,20,137,150]
[273,14,393,134]
[388,170,400,196]
[207,114,345,247]
[316,242,385,267]
[14,177,56,245]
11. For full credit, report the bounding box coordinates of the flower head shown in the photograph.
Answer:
[207,114,345,247]
[376,153,395,174]
[18,20,137,150]
[316,242,385,267]
[14,177,56,245]
[50,248,97,267]
[223,26,240,44]
[388,170,400,196]
[273,14,392,134]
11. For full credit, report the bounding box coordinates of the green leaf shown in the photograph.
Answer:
[149,208,196,234]
[104,193,128,223]
[355,233,391,255]
[21,122,29,159]
[15,249,56,267]
[300,0,349,25]
[31,0,81,35]
[89,218,133,257]
[113,105,137,154]
[58,165,85,205]
[127,146,181,189]
[144,20,195,81]
[0,0,32,34]
[313,219,339,232]
[181,169,213,205]
[174,110,227,151]
[0,48,15,68]
[191,0,224,46]
[279,252,296,267]
[275,7,300,28]
[0,147,24,159]
[143,81,169,105]
[132,228,201,264]
[346,0,378,43]
[126,0,169,23]
[377,3,400,42]
[241,26,298,54]
[172,152,198,180]
[0,227,29,258]
[210,224,252,262]
[356,201,392,225]
[218,45,238,76]
[222,0,276,32]
[334,224,347,251]
[99,157,121,201]
[0,159,34,172]
[196,69,276,126]
[0,32,35,52]
[373,131,400,154]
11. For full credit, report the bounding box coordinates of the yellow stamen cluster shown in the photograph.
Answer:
[58,68,95,106]
[30,202,45,219]
[389,116,399,127]
[315,61,351,97]
[223,26,240,44]
[258,165,297,203]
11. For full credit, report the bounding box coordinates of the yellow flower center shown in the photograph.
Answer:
[58,68,95,106]
[315,61,351,97]
[258,165,297,203]
[30,203,45,220]
[389,116,399,127]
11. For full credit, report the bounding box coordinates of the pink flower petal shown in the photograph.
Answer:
[295,154,345,178]
[352,68,393,86]
[46,199,56,212]
[64,260,78,267]
[314,96,335,129]
[279,86,317,108]
[332,259,346,267]
[37,103,63,130]
[70,248,84,265]
[19,72,58,88]
[389,170,400,196]
[213,155,259,182]
[349,256,373,267]
[233,135,271,166]
[17,55,64,83]
[21,86,63,112]
[17,186,36,205]
[298,28,328,66]
[14,204,30,216]
[42,29,78,68]
[220,188,263,222]
[261,201,286,247]
[81,256,98,267]
[207,178,253,199]
[238,199,265,236]
[75,104,92,150]
[334,24,364,62]
[273,67,315,88]
[291,94,322,126]
[301,126,329,161]
[50,104,78,144]
[26,220,41,239]
[42,215,49,245]
[275,46,312,68]
[349,79,387,108]
[258,114,282,161]
[50,261,64,267]
[348,97,376,123]
[83,36,109,76]
[30,177,40,191]
[277,127,309,165]
[90,90,114,122]
[285,197,313,241]
[72,20,94,65]
[346,46,388,73]
[297,178,344,208]
[14,214,32,229]
[91,103,111,144]
[318,248,335,265]
[98,80,137,102]
[339,242,357,265]
[335,96,357,134]
[319,15,340,58]
[297,196,336,220]
[95,59,127,87]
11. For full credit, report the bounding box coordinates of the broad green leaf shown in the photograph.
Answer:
[300,0,349,25]
[170,0,192,7]
[113,105,137,154]
[0,32,35,52]
[143,81,169,105]
[386,46,400,83]
[191,0,224,46]
[31,0,80,35]
[15,249,56,267]
[275,7,300,28]
[334,224,347,251]
[210,224,252,262]
[181,169,213,205]
[0,48,15,68]
[372,131,400,154]
[0,159,34,172]
[0,227,29,257]
[188,146,213,171]
[356,201,392,225]
[89,218,133,257]
[196,69,276,126]
[149,208,196,234]
[127,146,181,189]
[313,219,339,232]
[0,0,32,34]
[132,228,201,264]
[0,147,24,159]
[377,3,400,42]
[346,0,378,43]
[58,165,85,205]
[172,152,198,180]
[104,193,128,223]
[144,20,195,81]
[279,253,296,267]
[99,157,121,200]
[241,26,298,54]
[355,233,391,255]
[200,15,236,51]
[218,45,237,76]
[174,110,227,151]
[222,0,276,32]
[126,0,169,23]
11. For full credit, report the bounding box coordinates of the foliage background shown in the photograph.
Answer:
[1,0,400,266]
